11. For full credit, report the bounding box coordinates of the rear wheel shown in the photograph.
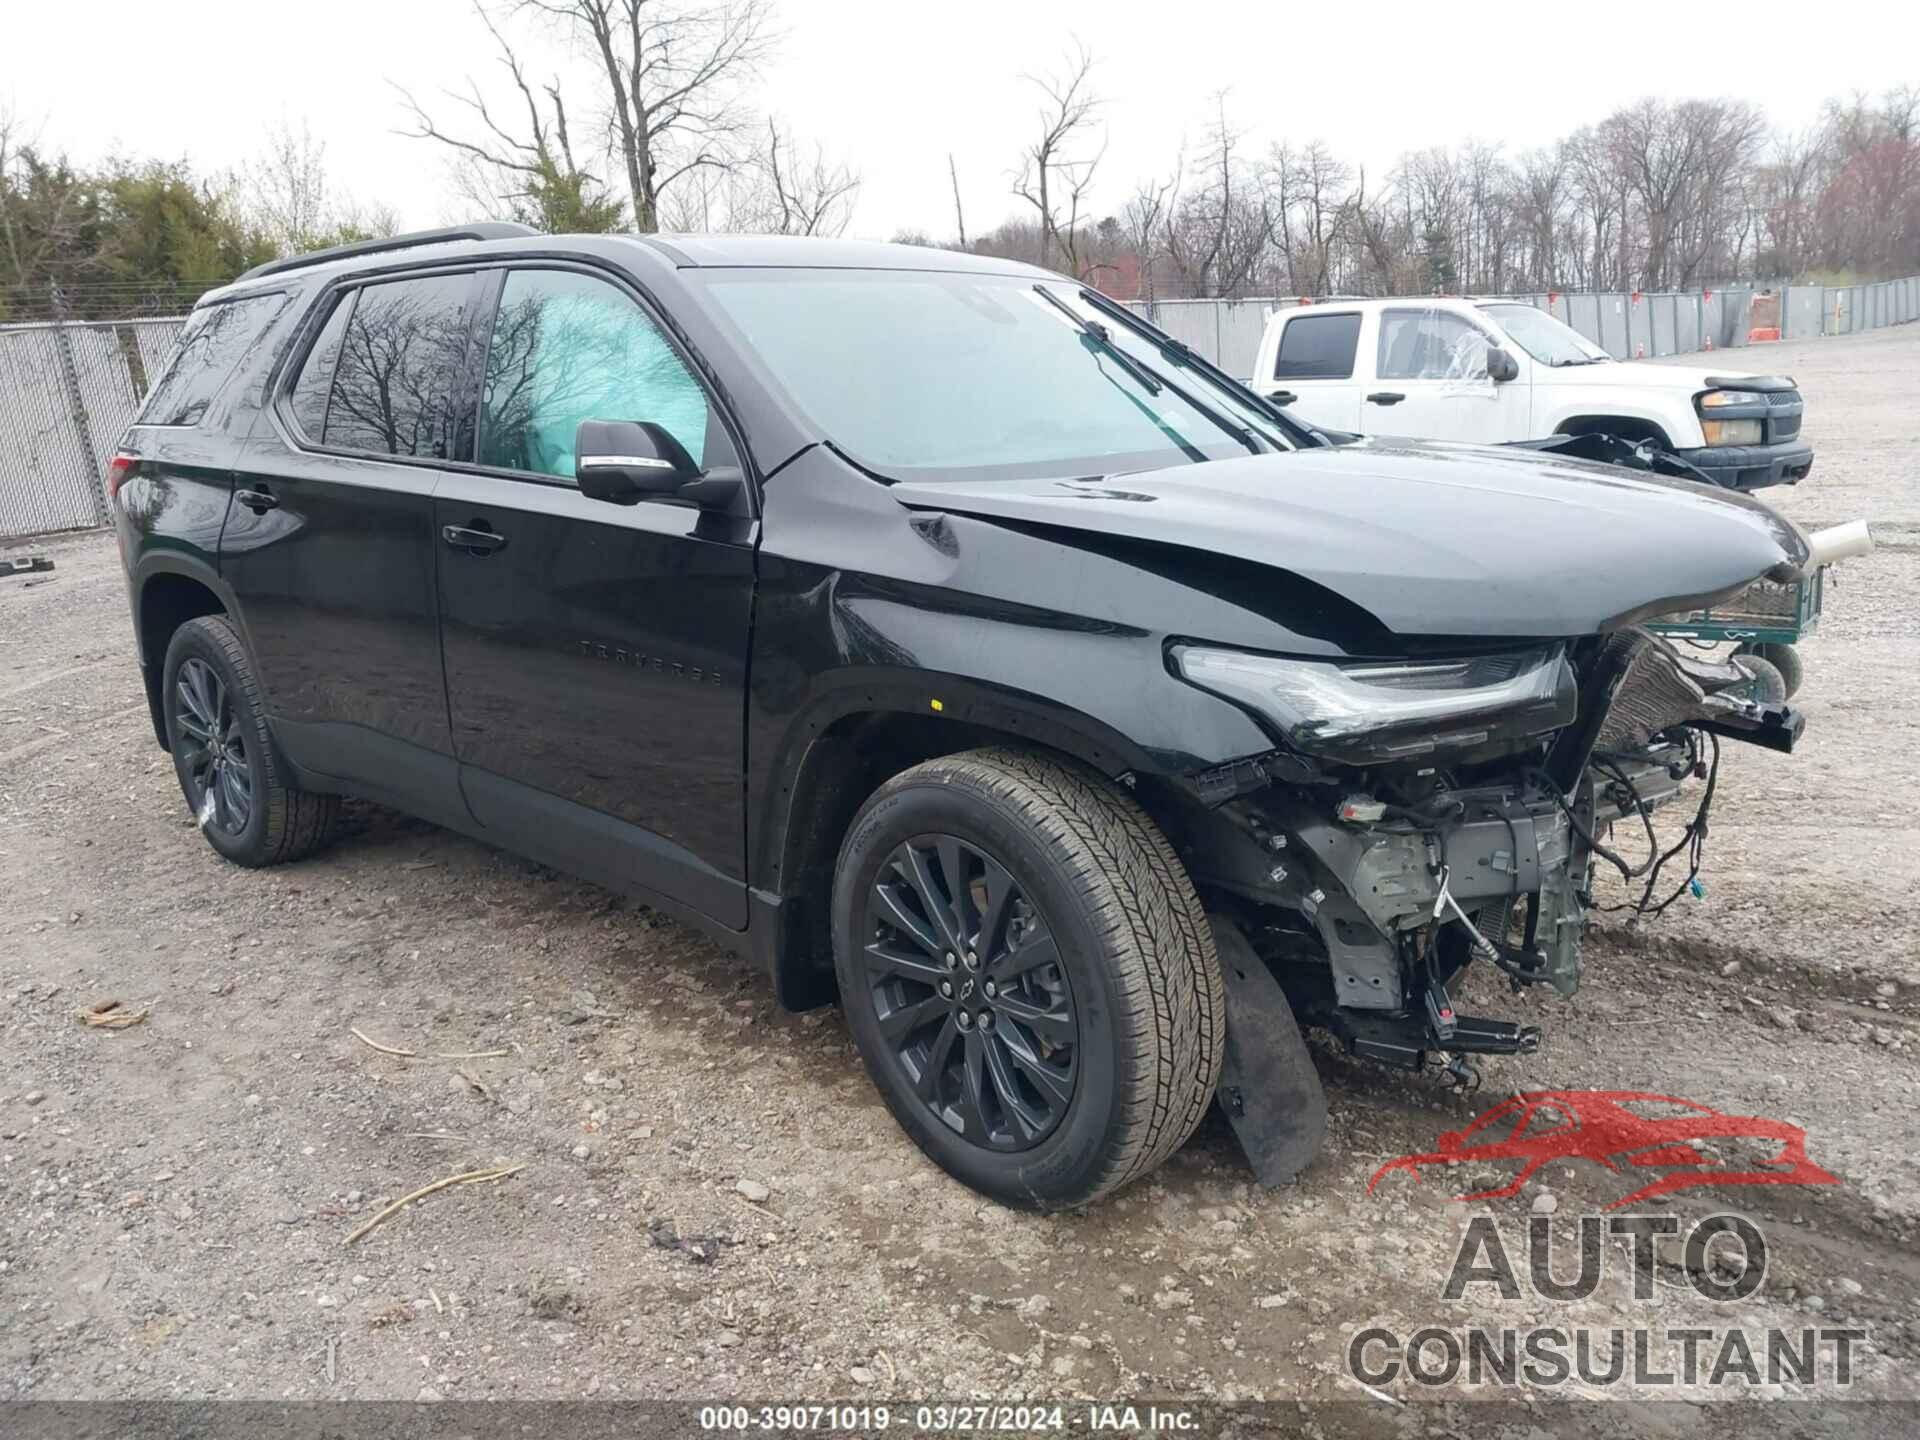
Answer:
[832,748,1225,1210]
[162,616,338,867]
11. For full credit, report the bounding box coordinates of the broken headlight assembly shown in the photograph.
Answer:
[1172,644,1577,765]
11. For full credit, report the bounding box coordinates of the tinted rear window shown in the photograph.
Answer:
[287,294,353,443]
[308,273,476,458]
[136,293,288,426]
[1274,312,1361,380]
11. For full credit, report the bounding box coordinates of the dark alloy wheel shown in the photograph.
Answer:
[832,747,1226,1211]
[173,656,254,836]
[161,615,339,867]
[860,834,1079,1151]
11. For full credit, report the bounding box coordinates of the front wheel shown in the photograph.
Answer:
[831,748,1226,1210]
[162,616,338,867]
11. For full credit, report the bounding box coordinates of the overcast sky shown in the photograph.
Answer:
[6,0,1916,241]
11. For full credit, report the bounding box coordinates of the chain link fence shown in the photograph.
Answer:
[0,316,184,539]
[2,275,1918,541]
[1132,276,1920,381]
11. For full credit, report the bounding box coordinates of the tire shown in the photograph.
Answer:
[1728,653,1789,709]
[831,747,1226,1210]
[1742,642,1804,699]
[161,615,339,867]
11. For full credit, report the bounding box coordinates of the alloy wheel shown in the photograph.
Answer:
[861,834,1079,1150]
[173,657,253,836]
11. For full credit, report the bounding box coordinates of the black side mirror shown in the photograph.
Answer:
[1486,347,1520,383]
[574,419,713,505]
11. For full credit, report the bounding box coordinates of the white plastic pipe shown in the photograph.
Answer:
[1804,519,1875,568]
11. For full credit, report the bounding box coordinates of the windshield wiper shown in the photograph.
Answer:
[1031,285,1265,457]
[1072,287,1309,447]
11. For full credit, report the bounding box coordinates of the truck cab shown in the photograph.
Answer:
[1251,297,1814,491]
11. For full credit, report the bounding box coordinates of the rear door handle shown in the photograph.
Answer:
[1366,392,1407,406]
[1269,390,1297,406]
[237,484,279,512]
[441,523,507,556]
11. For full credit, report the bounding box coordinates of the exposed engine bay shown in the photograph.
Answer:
[1163,598,1834,1177]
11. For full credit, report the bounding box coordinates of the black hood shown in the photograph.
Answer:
[888,438,1808,638]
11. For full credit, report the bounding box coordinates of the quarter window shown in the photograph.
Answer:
[1378,310,1492,381]
[318,273,476,459]
[287,294,353,442]
[1273,312,1361,380]
[137,293,288,427]
[479,269,709,481]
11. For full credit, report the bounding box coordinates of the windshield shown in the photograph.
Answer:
[1479,303,1610,366]
[696,269,1293,483]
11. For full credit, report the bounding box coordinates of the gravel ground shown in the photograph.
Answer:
[2,327,1917,1418]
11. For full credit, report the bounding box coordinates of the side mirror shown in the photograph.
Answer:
[1486,347,1520,384]
[575,419,709,505]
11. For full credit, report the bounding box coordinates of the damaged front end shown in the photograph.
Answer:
[1165,624,1801,1182]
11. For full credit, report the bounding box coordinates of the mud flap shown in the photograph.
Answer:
[1211,917,1327,1187]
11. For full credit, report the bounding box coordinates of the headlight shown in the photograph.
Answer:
[1701,419,1763,446]
[1699,389,1761,409]
[1172,644,1578,764]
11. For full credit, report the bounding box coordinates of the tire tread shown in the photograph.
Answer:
[863,747,1225,1206]
[168,616,338,866]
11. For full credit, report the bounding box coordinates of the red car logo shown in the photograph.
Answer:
[1369,1090,1839,1208]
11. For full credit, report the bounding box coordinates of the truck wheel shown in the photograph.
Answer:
[1728,653,1788,708]
[1737,642,1804,699]
[162,616,339,868]
[832,747,1225,1210]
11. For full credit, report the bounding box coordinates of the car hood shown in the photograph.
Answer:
[887,438,1808,638]
[1535,359,1759,393]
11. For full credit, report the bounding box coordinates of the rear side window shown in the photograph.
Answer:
[1273,312,1361,380]
[302,273,476,459]
[136,293,288,426]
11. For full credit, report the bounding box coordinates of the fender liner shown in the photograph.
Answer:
[1212,916,1328,1187]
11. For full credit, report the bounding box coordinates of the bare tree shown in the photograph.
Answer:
[398,1,625,232]
[1121,164,1178,299]
[656,118,858,235]
[742,118,860,235]
[518,0,776,233]
[237,120,398,254]
[1012,41,1104,274]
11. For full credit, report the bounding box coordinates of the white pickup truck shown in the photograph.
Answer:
[1251,297,1814,491]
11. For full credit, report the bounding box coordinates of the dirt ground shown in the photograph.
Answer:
[3,326,1917,1419]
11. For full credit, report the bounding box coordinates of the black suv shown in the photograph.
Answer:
[114,225,1808,1209]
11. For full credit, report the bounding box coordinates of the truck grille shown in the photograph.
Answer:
[1765,389,1803,443]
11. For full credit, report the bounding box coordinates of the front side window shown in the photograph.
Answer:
[479,269,709,480]
[1273,312,1361,379]
[1480,303,1609,366]
[137,292,288,427]
[698,270,1288,484]
[322,273,476,458]
[1378,310,1491,382]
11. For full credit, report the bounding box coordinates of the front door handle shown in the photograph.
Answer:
[1269,390,1297,406]
[441,523,507,556]
[237,484,279,513]
[1366,392,1407,406]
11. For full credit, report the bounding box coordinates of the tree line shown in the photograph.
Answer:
[0,113,396,322]
[944,53,1919,300]
[5,0,1917,324]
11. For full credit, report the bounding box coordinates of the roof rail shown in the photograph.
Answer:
[234,222,540,283]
